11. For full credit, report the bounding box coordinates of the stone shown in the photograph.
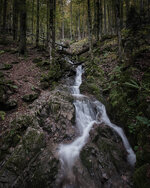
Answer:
[5,99,18,110]
[40,81,49,89]
[11,61,19,64]
[22,93,39,103]
[0,64,13,70]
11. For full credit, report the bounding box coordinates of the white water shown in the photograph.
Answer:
[59,65,136,175]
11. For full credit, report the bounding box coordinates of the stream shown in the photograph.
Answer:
[58,65,136,188]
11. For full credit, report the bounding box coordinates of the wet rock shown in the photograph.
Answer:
[78,124,132,188]
[22,93,39,103]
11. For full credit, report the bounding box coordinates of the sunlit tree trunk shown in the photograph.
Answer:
[70,0,73,40]
[19,0,26,54]
[36,0,39,47]
[78,9,81,40]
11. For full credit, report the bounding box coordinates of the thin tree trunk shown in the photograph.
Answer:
[107,4,111,35]
[116,0,122,60]
[46,0,49,47]
[120,0,123,29]
[70,0,73,40]
[36,0,39,47]
[104,0,107,34]
[61,0,64,40]
[13,0,18,40]
[32,0,34,43]
[0,0,3,30]
[19,0,26,54]
[3,0,7,32]
[125,0,129,22]
[99,0,102,38]
[49,0,55,63]
[96,0,100,40]
[87,0,93,58]
[78,9,81,40]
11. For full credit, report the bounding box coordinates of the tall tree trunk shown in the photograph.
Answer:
[13,0,18,40]
[46,0,49,47]
[140,0,144,14]
[19,0,26,54]
[36,0,39,47]
[87,0,93,58]
[32,0,34,43]
[116,0,122,59]
[120,0,123,29]
[61,0,64,40]
[3,0,7,32]
[99,0,102,38]
[0,0,3,30]
[107,4,111,34]
[125,0,129,22]
[93,0,97,36]
[96,0,100,40]
[104,0,107,34]
[70,0,73,40]
[52,0,56,49]
[78,9,81,40]
[49,0,56,63]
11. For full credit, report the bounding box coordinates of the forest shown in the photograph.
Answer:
[0,0,150,187]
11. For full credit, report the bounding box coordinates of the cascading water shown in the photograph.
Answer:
[58,65,136,187]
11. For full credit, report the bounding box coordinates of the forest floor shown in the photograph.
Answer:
[0,36,51,134]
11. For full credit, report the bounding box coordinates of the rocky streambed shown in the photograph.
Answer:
[0,62,135,188]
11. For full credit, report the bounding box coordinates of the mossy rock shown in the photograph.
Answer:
[2,64,13,70]
[0,116,33,160]
[0,50,5,55]
[5,127,45,171]
[22,93,39,103]
[11,61,19,64]
[0,72,4,78]
[40,81,49,89]
[32,58,42,64]
[5,99,18,110]
[133,164,150,188]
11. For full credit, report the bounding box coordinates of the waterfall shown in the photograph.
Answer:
[58,65,136,186]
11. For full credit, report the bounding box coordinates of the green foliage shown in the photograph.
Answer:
[0,111,6,120]
[136,116,150,127]
[0,50,5,55]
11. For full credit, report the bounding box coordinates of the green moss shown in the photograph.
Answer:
[22,93,39,103]
[134,164,150,188]
[32,58,42,64]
